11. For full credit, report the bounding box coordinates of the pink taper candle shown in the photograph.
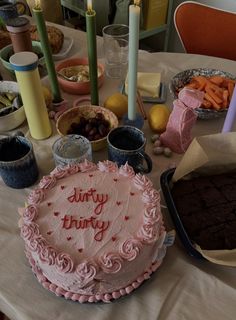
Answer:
[222,85,236,132]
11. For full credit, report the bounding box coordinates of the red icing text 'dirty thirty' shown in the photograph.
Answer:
[67,188,108,215]
[61,215,110,241]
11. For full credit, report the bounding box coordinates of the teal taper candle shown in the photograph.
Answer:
[86,6,99,106]
[33,4,62,103]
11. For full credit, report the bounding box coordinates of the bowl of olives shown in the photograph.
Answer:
[56,105,119,151]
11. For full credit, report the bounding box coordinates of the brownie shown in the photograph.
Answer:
[171,172,236,250]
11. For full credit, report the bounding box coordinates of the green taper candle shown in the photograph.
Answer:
[33,2,62,103]
[86,3,99,106]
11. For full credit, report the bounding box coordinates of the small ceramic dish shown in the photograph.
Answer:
[0,41,45,73]
[0,81,26,132]
[55,57,105,95]
[56,105,118,151]
[169,68,236,119]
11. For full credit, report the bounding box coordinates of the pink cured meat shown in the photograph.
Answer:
[160,88,204,153]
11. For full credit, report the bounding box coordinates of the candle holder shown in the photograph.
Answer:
[49,99,70,121]
[122,113,144,129]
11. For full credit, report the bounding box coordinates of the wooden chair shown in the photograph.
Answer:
[174,1,236,61]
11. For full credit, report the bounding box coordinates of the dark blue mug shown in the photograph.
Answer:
[107,125,152,173]
[0,135,39,188]
[0,1,26,22]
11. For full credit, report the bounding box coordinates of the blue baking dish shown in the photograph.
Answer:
[160,168,204,259]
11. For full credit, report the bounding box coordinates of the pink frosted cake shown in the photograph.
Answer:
[19,160,172,303]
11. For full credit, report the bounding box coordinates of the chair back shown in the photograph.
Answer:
[174,1,236,61]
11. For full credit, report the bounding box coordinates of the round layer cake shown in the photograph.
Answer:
[19,160,169,303]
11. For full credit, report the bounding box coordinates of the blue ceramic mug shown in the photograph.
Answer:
[0,1,26,22]
[107,125,152,173]
[0,135,39,188]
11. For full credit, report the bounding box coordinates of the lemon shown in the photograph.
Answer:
[103,92,128,118]
[148,104,171,133]
[42,85,52,107]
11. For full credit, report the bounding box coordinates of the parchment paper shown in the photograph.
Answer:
[172,132,236,266]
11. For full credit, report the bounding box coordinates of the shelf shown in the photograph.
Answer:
[139,24,168,40]
[60,0,173,51]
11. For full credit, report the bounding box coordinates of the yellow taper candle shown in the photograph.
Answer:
[10,52,52,140]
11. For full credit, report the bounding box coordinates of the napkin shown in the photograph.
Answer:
[125,72,161,97]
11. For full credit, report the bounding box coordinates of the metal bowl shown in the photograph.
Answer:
[169,68,236,119]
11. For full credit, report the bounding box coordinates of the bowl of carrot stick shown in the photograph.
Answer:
[169,68,236,119]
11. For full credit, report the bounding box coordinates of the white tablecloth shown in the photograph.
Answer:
[0,21,235,320]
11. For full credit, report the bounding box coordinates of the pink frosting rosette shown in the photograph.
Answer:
[119,163,135,177]
[39,175,57,190]
[21,222,39,241]
[119,239,142,261]
[76,261,97,288]
[133,174,153,190]
[51,166,69,179]
[98,160,118,173]
[27,236,47,253]
[55,253,74,273]
[79,159,97,172]
[39,245,57,265]
[28,189,45,205]
[67,163,80,174]
[137,223,160,244]
[142,188,160,204]
[99,253,123,273]
[144,205,161,224]
[23,205,38,223]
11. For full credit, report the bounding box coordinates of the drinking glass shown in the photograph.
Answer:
[102,24,129,80]
[52,134,92,167]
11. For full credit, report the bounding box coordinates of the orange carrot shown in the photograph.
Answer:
[222,90,229,108]
[209,76,224,86]
[204,92,221,110]
[228,82,235,101]
[205,87,223,105]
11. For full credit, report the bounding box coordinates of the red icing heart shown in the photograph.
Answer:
[116,201,121,206]
[130,192,135,196]
[67,236,72,241]
[112,236,116,241]
[47,202,52,206]
[89,174,93,177]
[78,248,83,253]
[124,216,129,221]
[113,178,118,182]
[54,212,59,217]
[61,185,65,190]
[47,231,52,235]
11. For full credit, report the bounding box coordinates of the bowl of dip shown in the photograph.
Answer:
[55,57,105,95]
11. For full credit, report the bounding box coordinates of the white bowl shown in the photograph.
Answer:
[0,81,26,132]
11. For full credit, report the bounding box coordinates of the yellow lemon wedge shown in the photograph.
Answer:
[103,92,128,119]
[148,104,171,133]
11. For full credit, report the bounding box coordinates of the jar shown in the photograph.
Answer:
[6,16,32,53]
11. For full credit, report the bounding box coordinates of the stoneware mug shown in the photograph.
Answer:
[0,1,26,22]
[0,135,39,188]
[107,125,152,173]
